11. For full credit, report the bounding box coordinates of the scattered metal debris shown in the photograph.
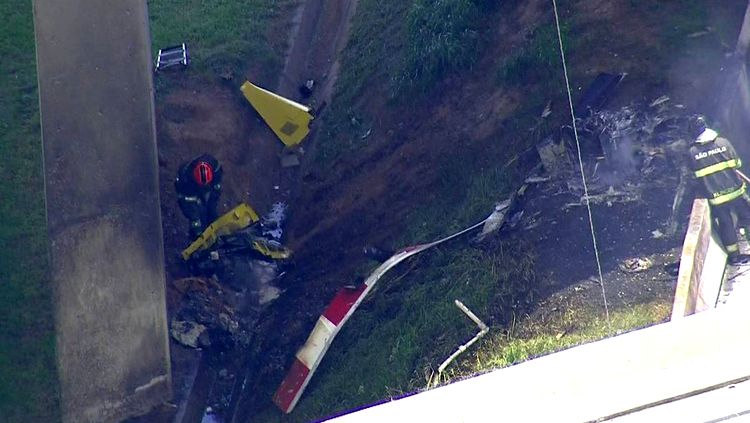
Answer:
[565,185,641,209]
[273,209,499,414]
[478,199,512,240]
[524,175,551,184]
[170,320,209,349]
[155,43,190,72]
[523,211,542,230]
[538,95,687,212]
[477,193,521,240]
[536,135,571,177]
[435,300,489,379]
[687,28,712,38]
[201,407,221,423]
[575,72,627,116]
[507,211,525,229]
[649,95,670,108]
[541,101,552,118]
[652,229,665,239]
[619,257,654,273]
[299,79,315,98]
[260,202,287,241]
[280,149,301,168]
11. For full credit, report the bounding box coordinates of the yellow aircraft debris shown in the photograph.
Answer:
[240,81,314,147]
[181,203,260,260]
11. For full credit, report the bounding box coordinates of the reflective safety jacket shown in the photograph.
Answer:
[689,129,745,206]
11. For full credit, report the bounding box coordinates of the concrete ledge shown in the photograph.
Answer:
[671,199,726,319]
[328,307,750,422]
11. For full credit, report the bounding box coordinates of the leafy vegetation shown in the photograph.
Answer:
[315,0,411,165]
[290,0,733,420]
[393,0,488,96]
[287,238,539,422]
[148,0,293,83]
[461,300,671,378]
[497,24,567,90]
[317,0,497,165]
[0,1,60,421]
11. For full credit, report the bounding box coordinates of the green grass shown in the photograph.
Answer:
[273,156,534,421]
[286,238,540,422]
[287,0,716,419]
[0,1,60,421]
[401,156,518,243]
[392,0,488,96]
[657,1,709,49]
[460,301,671,379]
[497,23,567,89]
[0,1,294,420]
[316,0,497,166]
[315,0,411,165]
[148,0,293,83]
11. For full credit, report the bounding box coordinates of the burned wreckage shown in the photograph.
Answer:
[534,75,691,234]
[170,202,292,350]
[272,78,699,414]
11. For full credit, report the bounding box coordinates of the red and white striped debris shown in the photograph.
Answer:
[273,218,489,413]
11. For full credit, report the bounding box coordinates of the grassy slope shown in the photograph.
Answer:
[0,1,59,421]
[315,0,411,165]
[280,0,735,421]
[316,0,494,166]
[0,0,289,420]
[148,0,294,86]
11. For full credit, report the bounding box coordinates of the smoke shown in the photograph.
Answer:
[596,107,640,183]
[578,99,682,186]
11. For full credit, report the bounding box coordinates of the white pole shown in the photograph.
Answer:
[436,300,489,376]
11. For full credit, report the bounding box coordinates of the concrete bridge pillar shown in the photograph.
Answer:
[33,1,171,421]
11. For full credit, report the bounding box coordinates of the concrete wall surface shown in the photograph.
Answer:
[671,199,726,319]
[33,1,171,421]
[328,307,750,422]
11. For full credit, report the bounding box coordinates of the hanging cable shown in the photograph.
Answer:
[551,0,611,328]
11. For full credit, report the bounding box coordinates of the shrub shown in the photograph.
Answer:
[497,24,571,89]
[394,0,491,95]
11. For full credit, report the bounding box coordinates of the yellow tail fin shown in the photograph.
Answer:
[240,81,314,147]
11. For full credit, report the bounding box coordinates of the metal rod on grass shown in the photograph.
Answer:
[436,300,489,376]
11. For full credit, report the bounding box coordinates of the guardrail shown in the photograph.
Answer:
[671,199,727,319]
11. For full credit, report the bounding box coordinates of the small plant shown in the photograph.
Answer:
[393,0,490,96]
[497,24,567,88]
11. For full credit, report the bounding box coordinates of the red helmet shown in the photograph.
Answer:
[192,161,214,186]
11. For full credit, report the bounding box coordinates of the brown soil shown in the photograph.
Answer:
[149,0,362,420]
[148,0,748,421]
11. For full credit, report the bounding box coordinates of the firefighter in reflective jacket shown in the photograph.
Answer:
[688,116,750,262]
[175,154,223,238]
